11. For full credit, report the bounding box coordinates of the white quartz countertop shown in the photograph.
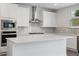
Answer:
[7,34,76,44]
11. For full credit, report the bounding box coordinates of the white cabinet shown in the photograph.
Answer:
[67,38,77,50]
[16,6,30,27]
[56,7,72,27]
[0,4,17,20]
[0,4,31,27]
[42,11,56,27]
[5,4,18,20]
[0,4,8,17]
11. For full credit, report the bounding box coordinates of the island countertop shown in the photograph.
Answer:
[7,34,76,44]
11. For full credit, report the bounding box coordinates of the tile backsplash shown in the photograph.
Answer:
[41,27,56,33]
[29,23,55,33]
[17,23,55,35]
[54,27,79,35]
[17,25,79,35]
[17,23,79,35]
[55,27,71,33]
[17,26,29,35]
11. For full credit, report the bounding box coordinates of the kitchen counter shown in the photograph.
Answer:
[53,32,77,36]
[7,34,76,44]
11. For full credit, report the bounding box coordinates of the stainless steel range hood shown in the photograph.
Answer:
[29,6,41,23]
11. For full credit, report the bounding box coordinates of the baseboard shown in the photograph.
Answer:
[67,47,78,53]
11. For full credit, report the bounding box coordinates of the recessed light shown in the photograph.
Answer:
[53,3,57,6]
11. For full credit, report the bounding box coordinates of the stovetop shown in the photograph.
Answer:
[29,33,44,34]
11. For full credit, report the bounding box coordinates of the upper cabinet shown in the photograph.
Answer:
[0,4,17,20]
[16,6,31,27]
[56,7,72,27]
[0,4,31,27]
[0,4,9,17]
[42,10,56,27]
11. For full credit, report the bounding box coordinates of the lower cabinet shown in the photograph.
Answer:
[67,37,77,50]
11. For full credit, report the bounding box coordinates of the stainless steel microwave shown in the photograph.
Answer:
[1,20,16,30]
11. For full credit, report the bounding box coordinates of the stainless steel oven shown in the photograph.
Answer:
[1,19,17,46]
[1,31,17,46]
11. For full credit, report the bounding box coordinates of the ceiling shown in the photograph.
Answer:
[26,3,77,9]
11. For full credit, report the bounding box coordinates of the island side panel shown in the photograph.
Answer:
[7,40,15,56]
[11,39,66,56]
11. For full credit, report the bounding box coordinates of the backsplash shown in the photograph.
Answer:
[17,23,55,35]
[55,27,71,33]
[55,27,79,35]
[17,26,79,35]
[29,23,55,33]
[17,26,29,35]
[29,23,44,33]
[42,27,56,33]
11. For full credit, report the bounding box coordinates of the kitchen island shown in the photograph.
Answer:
[7,34,76,56]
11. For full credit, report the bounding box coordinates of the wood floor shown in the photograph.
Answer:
[67,50,78,56]
[0,50,78,56]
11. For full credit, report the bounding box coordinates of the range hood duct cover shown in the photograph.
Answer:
[32,6,36,21]
[30,6,41,23]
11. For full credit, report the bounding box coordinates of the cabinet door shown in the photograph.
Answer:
[17,7,30,27]
[6,4,18,20]
[0,4,17,21]
[42,11,56,27]
[0,4,30,27]
[56,7,72,27]
[67,38,77,50]
[0,4,9,17]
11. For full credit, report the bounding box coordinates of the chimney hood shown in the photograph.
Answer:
[29,6,41,23]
